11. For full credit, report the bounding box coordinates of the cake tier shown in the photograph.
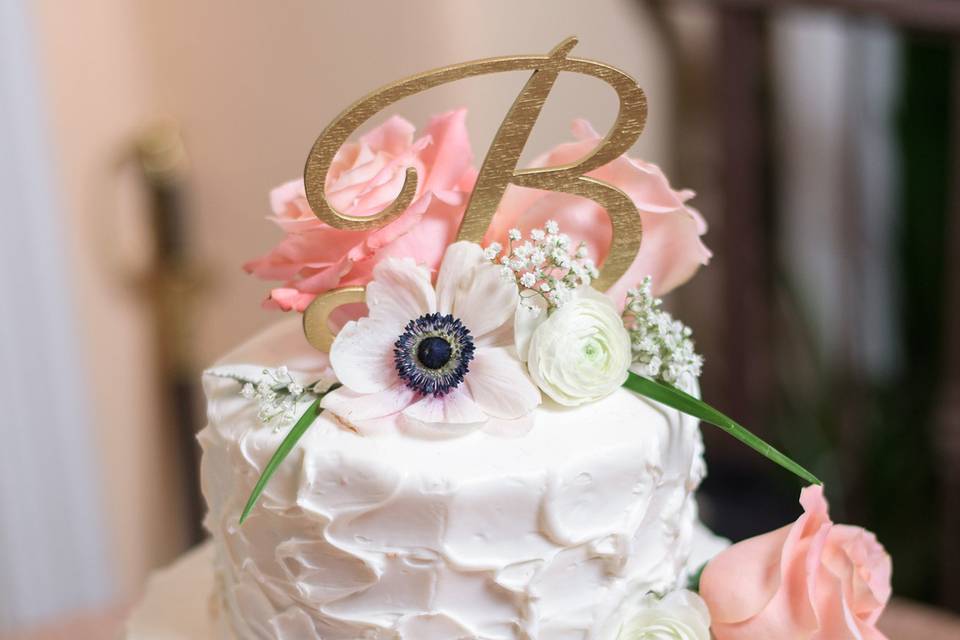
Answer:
[125,542,223,639]
[200,318,707,640]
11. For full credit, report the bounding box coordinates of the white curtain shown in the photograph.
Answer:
[0,0,112,630]
[772,10,901,380]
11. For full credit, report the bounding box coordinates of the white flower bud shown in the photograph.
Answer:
[527,288,632,406]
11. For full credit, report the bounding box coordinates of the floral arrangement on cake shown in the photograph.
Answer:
[234,111,892,639]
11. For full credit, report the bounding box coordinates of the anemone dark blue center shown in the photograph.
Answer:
[416,336,452,370]
[394,313,475,397]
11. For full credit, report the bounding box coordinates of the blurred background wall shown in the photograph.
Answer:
[2,0,960,636]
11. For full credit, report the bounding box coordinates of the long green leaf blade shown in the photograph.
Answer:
[239,397,323,525]
[623,372,820,485]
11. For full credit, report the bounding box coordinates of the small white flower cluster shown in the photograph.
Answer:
[623,276,703,386]
[239,366,311,431]
[484,220,598,310]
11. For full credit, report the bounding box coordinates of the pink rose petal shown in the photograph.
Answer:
[701,485,892,640]
[245,113,477,310]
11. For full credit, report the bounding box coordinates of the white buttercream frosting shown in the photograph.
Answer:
[199,318,707,639]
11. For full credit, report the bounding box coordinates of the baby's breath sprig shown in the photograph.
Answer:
[212,366,331,432]
[623,276,703,386]
[484,220,599,312]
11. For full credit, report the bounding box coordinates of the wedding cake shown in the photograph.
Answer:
[198,316,710,639]
[127,38,893,640]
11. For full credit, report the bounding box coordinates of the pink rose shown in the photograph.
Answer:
[485,119,711,306]
[700,485,892,640]
[244,109,477,311]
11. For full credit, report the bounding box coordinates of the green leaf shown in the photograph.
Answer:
[686,561,707,593]
[239,385,339,525]
[623,372,821,486]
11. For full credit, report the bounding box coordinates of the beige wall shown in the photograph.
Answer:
[31,0,190,600]
[31,0,674,599]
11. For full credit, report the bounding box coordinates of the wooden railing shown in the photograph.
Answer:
[715,0,960,33]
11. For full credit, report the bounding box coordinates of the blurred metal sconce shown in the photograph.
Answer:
[100,118,207,546]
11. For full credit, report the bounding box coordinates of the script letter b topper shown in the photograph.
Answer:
[303,37,646,351]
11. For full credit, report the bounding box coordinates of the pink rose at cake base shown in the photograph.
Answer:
[701,486,892,640]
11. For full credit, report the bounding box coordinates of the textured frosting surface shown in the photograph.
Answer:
[200,318,707,640]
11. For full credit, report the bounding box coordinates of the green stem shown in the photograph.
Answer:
[239,384,340,524]
[623,372,820,486]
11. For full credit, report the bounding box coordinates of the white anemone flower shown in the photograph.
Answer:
[321,242,541,431]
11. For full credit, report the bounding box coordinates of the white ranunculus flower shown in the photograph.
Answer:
[606,590,711,640]
[526,287,632,406]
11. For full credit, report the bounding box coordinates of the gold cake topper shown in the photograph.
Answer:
[303,37,647,351]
